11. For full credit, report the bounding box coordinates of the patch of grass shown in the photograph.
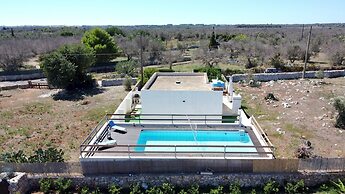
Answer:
[22,102,52,115]
[85,104,117,122]
[2,125,32,138]
[0,111,14,119]
[284,123,313,138]
[284,123,303,134]
[319,90,336,100]
[172,62,203,72]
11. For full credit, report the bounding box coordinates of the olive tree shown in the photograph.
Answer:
[40,44,95,90]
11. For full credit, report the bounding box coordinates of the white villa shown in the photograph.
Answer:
[80,72,274,165]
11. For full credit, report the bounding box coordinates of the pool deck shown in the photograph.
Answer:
[84,123,269,159]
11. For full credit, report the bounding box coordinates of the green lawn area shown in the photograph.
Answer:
[154,61,245,73]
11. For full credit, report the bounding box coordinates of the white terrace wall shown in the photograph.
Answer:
[141,90,223,123]
[231,70,345,82]
[141,90,222,115]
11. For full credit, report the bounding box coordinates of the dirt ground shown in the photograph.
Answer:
[0,86,127,161]
[235,77,345,158]
[1,78,344,161]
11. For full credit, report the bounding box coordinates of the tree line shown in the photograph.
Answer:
[1,25,345,81]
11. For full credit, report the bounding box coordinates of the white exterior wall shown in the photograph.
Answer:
[142,90,222,114]
[141,90,222,123]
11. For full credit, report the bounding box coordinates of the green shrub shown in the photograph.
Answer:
[80,186,90,194]
[108,183,121,194]
[187,184,199,194]
[334,97,345,129]
[140,67,158,85]
[1,150,28,163]
[130,183,142,194]
[40,44,96,90]
[1,147,64,163]
[210,186,223,194]
[229,182,241,194]
[158,68,175,72]
[178,189,188,194]
[332,179,345,193]
[146,186,163,194]
[223,68,244,76]
[123,76,132,91]
[284,180,305,194]
[28,147,64,163]
[193,66,223,81]
[316,70,325,79]
[263,179,280,194]
[318,183,329,191]
[54,178,72,194]
[60,31,74,36]
[91,187,101,194]
[116,60,138,77]
[39,178,52,193]
[269,53,284,70]
[161,183,175,194]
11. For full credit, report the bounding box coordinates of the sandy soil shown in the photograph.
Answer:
[0,86,127,161]
[235,77,345,158]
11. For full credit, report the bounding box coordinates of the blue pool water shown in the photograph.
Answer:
[136,130,256,153]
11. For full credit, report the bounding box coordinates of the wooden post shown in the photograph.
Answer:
[302,26,312,79]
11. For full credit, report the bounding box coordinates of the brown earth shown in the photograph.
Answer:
[1,78,344,161]
[0,86,127,161]
[235,77,345,158]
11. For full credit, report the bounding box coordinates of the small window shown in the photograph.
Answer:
[175,81,181,84]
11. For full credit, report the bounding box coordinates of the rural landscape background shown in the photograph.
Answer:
[1,0,345,193]
[1,23,345,161]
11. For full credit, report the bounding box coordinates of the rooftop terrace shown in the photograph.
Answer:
[144,72,211,91]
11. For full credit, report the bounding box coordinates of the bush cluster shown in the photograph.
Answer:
[0,147,64,163]
[32,178,345,194]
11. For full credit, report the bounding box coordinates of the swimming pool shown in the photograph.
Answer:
[136,130,257,153]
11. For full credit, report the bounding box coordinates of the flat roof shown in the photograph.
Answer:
[147,73,211,91]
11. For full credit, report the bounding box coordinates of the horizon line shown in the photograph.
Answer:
[1,22,345,27]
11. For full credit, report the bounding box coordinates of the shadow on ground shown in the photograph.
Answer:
[52,87,105,101]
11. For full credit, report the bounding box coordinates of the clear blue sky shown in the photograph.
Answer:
[1,0,345,26]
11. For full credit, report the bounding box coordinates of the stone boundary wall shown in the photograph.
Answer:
[101,78,137,87]
[0,64,117,82]
[9,172,345,193]
[0,73,45,82]
[231,70,345,82]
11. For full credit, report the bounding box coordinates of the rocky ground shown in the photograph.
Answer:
[235,77,345,158]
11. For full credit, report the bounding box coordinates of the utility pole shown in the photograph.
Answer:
[139,34,144,91]
[300,24,305,40]
[302,26,312,79]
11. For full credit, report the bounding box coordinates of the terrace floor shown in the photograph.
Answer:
[82,122,271,159]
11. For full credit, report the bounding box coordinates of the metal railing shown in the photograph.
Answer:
[79,113,276,159]
[251,116,274,148]
[80,144,274,159]
[109,113,240,124]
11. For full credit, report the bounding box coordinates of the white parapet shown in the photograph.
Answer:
[228,76,234,98]
[230,93,242,113]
